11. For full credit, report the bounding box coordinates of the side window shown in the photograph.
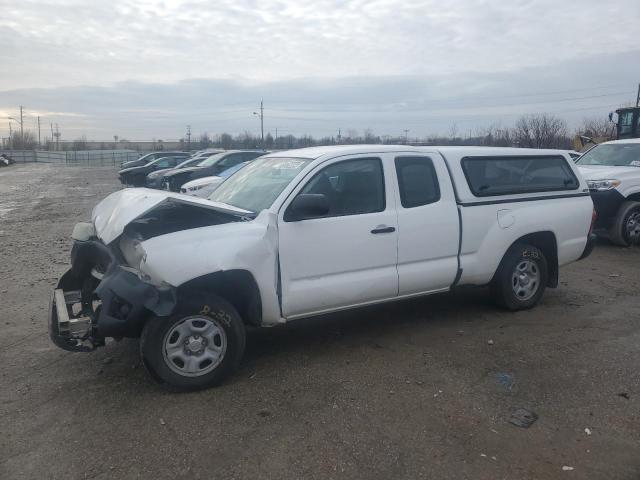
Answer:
[461,156,579,197]
[395,156,440,208]
[156,159,171,168]
[299,158,385,217]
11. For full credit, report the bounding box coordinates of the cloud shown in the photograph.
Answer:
[1,0,638,90]
[0,49,638,140]
[0,1,638,139]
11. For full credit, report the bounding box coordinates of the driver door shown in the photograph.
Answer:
[278,155,399,318]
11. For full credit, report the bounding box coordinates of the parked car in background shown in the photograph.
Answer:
[0,153,15,167]
[118,155,189,187]
[576,138,640,246]
[161,150,268,191]
[120,151,187,169]
[180,162,249,197]
[146,156,207,188]
[190,148,225,159]
[50,145,594,390]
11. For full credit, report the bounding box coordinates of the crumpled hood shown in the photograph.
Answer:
[577,165,640,180]
[92,188,252,244]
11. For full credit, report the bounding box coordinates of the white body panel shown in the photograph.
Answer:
[393,152,459,295]
[277,154,400,318]
[457,196,591,285]
[139,210,283,326]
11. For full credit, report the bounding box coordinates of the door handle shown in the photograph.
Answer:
[371,226,396,234]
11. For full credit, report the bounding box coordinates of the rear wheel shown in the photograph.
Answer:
[140,295,245,391]
[609,201,640,247]
[491,244,548,311]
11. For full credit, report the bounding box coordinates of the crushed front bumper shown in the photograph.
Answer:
[48,240,177,352]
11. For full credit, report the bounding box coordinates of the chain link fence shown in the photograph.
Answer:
[0,150,143,166]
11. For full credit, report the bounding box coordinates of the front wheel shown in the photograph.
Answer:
[140,295,246,391]
[491,244,548,311]
[609,201,640,247]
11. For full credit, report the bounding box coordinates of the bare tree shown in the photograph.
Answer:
[9,130,37,149]
[199,133,211,149]
[512,114,570,149]
[72,135,88,151]
[219,133,233,150]
[577,117,615,140]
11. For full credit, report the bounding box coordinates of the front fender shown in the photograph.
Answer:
[140,210,282,325]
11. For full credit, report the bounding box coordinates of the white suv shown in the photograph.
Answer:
[576,138,640,246]
[50,145,594,390]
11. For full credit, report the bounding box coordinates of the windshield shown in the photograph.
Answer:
[208,157,311,212]
[197,153,226,167]
[577,143,640,167]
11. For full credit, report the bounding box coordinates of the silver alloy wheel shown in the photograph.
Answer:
[625,211,640,245]
[511,260,540,301]
[162,316,227,377]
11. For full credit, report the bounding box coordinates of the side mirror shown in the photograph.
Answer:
[284,194,330,221]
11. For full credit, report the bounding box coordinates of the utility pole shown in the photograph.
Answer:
[404,129,410,144]
[337,128,341,144]
[19,105,23,142]
[50,123,54,150]
[37,116,41,147]
[253,100,264,147]
[186,125,191,151]
[54,124,61,151]
[636,83,640,107]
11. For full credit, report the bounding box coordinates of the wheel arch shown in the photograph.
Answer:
[498,231,558,288]
[176,270,262,326]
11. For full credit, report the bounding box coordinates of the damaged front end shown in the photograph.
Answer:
[49,189,256,353]
[49,235,177,352]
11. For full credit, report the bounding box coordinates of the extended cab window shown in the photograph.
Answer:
[462,156,579,197]
[299,158,385,217]
[395,156,440,208]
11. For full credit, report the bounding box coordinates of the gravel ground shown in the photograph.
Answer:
[1,163,639,480]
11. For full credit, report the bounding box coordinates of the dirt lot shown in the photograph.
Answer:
[0,163,639,480]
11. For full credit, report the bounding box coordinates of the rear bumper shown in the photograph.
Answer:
[48,240,177,352]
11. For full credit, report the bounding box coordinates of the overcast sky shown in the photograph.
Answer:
[1,0,639,140]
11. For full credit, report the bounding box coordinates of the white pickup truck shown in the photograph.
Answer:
[49,145,595,390]
[576,138,640,246]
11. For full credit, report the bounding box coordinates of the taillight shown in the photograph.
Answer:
[589,208,597,234]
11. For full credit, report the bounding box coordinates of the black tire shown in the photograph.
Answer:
[140,294,246,391]
[490,243,548,311]
[609,201,640,247]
